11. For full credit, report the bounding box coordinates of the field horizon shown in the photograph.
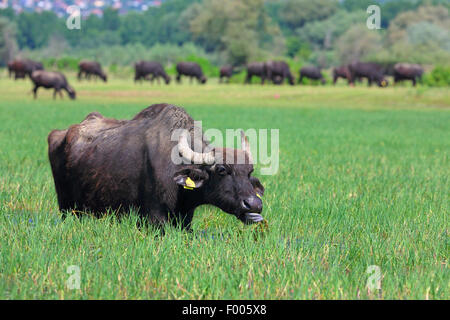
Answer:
[0,75,448,299]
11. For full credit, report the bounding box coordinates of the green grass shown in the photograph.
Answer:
[0,74,448,299]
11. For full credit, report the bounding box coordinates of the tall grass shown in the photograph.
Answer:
[0,77,448,299]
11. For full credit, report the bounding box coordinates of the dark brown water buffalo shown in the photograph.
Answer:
[393,63,423,86]
[134,61,171,84]
[348,61,388,87]
[332,66,351,85]
[47,103,264,230]
[219,65,233,83]
[78,61,107,82]
[266,61,295,85]
[298,66,326,85]
[31,70,76,100]
[8,59,43,79]
[245,62,268,84]
[176,62,207,84]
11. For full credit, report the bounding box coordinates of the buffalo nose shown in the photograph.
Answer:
[241,196,262,213]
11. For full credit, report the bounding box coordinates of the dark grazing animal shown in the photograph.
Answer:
[393,63,423,87]
[348,61,388,87]
[245,62,268,84]
[332,66,351,85]
[47,104,264,230]
[78,61,107,82]
[176,62,207,84]
[219,65,233,83]
[8,59,43,80]
[298,66,326,85]
[266,61,295,85]
[31,70,76,100]
[134,61,171,84]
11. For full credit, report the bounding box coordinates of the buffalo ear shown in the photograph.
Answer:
[174,168,209,189]
[250,176,264,197]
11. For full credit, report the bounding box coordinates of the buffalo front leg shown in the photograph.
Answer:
[33,85,39,99]
[170,209,194,231]
[141,204,169,229]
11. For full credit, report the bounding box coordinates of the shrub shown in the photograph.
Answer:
[42,56,81,71]
[423,66,450,87]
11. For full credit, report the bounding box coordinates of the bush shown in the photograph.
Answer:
[42,56,81,71]
[423,66,450,87]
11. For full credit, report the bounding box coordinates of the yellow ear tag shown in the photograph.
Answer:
[256,193,262,199]
[184,177,196,190]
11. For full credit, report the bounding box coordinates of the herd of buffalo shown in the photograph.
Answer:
[6,58,425,99]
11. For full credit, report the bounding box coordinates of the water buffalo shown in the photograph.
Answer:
[245,62,268,84]
[78,61,107,82]
[266,61,294,85]
[348,62,388,87]
[47,103,264,230]
[31,70,76,100]
[332,66,351,85]
[298,66,326,85]
[393,63,423,87]
[134,61,171,84]
[219,65,233,83]
[176,62,207,84]
[8,59,43,80]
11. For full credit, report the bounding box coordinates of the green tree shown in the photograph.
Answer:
[335,24,382,64]
[16,11,59,49]
[186,0,284,65]
[387,5,449,44]
[103,7,120,31]
[0,17,18,65]
[278,0,338,31]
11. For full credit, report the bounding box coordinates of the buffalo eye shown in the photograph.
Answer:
[216,165,228,176]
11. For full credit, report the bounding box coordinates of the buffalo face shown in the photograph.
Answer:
[68,88,76,100]
[208,162,264,224]
[173,131,265,224]
[174,161,264,224]
[200,76,207,84]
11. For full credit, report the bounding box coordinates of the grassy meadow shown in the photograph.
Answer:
[0,74,448,299]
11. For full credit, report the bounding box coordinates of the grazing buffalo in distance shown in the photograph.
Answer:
[298,66,326,85]
[176,62,207,84]
[78,61,107,82]
[332,66,351,85]
[266,61,295,85]
[393,63,423,87]
[134,61,171,84]
[245,62,268,84]
[31,70,76,100]
[8,59,43,80]
[47,103,265,230]
[219,65,233,83]
[348,61,388,87]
